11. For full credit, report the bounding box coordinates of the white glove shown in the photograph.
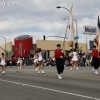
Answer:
[62,50,64,53]
[60,56,63,58]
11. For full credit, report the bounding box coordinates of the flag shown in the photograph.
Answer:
[94,15,100,47]
[94,34,99,47]
[98,15,100,29]
[68,6,75,47]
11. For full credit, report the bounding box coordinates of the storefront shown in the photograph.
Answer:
[36,40,87,58]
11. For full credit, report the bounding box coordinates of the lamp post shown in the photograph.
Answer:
[57,6,75,50]
[0,36,6,52]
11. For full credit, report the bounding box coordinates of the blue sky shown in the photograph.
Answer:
[0,0,100,46]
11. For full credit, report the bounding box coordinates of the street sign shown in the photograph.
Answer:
[4,50,8,53]
[74,36,79,40]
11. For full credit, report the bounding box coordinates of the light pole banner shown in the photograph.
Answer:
[68,6,75,47]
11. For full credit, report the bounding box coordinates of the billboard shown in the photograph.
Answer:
[83,25,97,35]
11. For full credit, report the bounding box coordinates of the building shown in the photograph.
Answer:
[36,40,87,59]
[0,41,13,57]
[0,38,100,59]
[14,35,33,57]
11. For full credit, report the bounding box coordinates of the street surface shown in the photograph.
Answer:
[0,66,100,100]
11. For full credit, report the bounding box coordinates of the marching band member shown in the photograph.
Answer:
[54,44,64,79]
[91,45,99,74]
[33,51,39,71]
[37,48,46,74]
[70,48,79,71]
[0,52,6,75]
[17,56,23,69]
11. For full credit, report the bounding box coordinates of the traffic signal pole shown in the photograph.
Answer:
[43,35,45,40]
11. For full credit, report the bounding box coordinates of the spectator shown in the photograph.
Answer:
[12,56,16,67]
[64,59,69,66]
[6,57,10,67]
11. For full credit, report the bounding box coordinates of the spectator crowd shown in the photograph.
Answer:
[0,50,96,68]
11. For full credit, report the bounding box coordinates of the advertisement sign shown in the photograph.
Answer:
[83,25,97,35]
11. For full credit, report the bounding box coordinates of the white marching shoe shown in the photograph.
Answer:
[94,70,99,75]
[42,70,45,74]
[2,71,5,75]
[70,67,73,71]
[38,70,40,74]
[92,68,95,72]
[35,68,38,71]
[58,74,62,79]
[76,67,79,71]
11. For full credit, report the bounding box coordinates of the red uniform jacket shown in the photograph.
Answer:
[92,49,99,58]
[12,58,16,62]
[6,59,10,62]
[54,49,64,59]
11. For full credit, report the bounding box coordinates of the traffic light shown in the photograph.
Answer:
[43,35,45,40]
[75,42,78,48]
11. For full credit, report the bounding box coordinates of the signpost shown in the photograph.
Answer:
[83,25,97,52]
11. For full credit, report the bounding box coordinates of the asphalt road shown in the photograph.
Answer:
[0,66,100,100]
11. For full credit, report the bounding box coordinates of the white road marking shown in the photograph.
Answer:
[0,79,100,100]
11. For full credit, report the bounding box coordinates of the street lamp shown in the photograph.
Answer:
[0,36,6,52]
[56,6,70,12]
[57,6,76,50]
[56,6,61,8]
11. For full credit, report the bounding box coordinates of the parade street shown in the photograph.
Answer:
[0,66,100,100]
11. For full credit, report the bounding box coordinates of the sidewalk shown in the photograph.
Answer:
[4,66,100,80]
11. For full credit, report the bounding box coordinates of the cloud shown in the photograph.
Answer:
[0,0,100,46]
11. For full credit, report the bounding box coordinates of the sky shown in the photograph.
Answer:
[0,0,100,46]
